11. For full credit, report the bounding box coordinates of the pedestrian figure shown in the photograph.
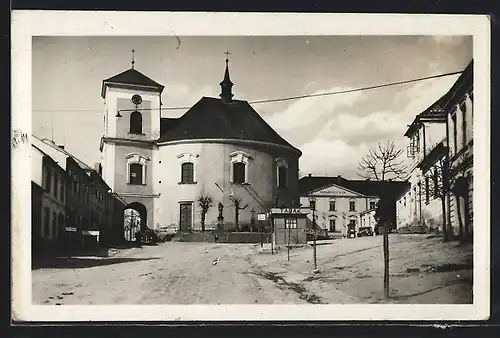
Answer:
[214,233,219,243]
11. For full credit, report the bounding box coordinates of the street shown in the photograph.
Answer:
[32,234,473,305]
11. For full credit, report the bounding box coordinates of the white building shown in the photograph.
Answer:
[447,61,473,238]
[396,104,448,232]
[99,56,302,233]
[396,59,473,237]
[299,175,407,237]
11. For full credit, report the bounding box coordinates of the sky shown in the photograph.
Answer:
[32,35,472,179]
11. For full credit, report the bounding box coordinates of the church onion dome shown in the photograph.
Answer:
[101,68,165,98]
[158,97,302,156]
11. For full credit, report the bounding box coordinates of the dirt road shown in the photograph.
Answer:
[32,234,473,305]
[32,242,308,305]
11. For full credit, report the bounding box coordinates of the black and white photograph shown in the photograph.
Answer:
[11,12,490,321]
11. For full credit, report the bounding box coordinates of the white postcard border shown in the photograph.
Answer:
[11,11,491,322]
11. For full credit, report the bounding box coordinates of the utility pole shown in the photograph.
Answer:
[287,220,291,261]
[308,197,318,270]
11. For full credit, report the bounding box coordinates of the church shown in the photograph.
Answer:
[99,53,302,233]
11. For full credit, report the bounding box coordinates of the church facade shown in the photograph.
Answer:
[99,56,302,233]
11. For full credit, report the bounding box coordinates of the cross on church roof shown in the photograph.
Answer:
[225,50,230,62]
[131,49,135,69]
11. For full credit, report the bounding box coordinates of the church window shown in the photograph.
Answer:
[233,163,246,184]
[181,162,194,184]
[370,200,376,210]
[126,153,149,186]
[349,200,356,212]
[278,166,288,188]
[129,163,143,185]
[276,157,288,188]
[177,153,199,185]
[329,200,336,212]
[129,111,143,134]
[229,151,251,184]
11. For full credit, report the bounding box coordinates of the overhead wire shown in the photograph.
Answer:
[32,70,464,113]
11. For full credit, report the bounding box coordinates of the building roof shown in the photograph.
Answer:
[157,96,302,155]
[404,60,473,138]
[299,175,410,199]
[101,68,165,98]
[32,135,92,171]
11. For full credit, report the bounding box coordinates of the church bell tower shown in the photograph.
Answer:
[99,50,164,193]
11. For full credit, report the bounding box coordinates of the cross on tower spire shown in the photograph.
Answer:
[131,49,135,69]
[220,50,234,103]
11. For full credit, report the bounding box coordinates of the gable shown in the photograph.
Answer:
[311,183,366,197]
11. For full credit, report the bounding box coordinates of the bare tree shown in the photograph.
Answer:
[357,141,408,300]
[429,155,470,242]
[229,195,248,231]
[357,141,408,181]
[197,193,213,233]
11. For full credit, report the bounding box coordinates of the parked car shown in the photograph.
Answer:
[347,228,356,239]
[357,227,374,237]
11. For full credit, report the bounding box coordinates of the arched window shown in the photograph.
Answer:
[129,163,143,185]
[129,111,143,134]
[181,162,194,184]
[233,162,246,184]
[126,153,149,185]
[276,157,288,188]
[229,151,251,184]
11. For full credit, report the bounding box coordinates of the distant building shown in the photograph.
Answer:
[299,175,408,237]
[360,208,377,233]
[31,144,67,254]
[31,135,125,249]
[99,56,301,233]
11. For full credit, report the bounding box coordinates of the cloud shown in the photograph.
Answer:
[265,87,366,132]
[430,36,469,47]
[297,74,461,176]
[299,139,369,178]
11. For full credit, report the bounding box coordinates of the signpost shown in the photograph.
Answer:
[257,213,267,221]
[308,198,318,271]
[65,227,77,232]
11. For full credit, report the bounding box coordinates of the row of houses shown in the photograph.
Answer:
[31,135,126,256]
[298,174,409,237]
[396,59,473,240]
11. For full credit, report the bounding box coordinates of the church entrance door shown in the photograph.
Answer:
[180,202,193,232]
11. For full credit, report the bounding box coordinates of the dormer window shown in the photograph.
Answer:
[130,111,143,134]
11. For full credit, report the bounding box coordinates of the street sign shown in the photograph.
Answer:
[270,208,309,215]
[258,213,267,221]
[305,228,324,236]
[65,227,77,232]
[82,230,100,236]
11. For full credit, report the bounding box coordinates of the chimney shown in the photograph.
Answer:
[58,145,65,150]
[365,178,370,181]
[308,173,312,177]
[337,175,342,184]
